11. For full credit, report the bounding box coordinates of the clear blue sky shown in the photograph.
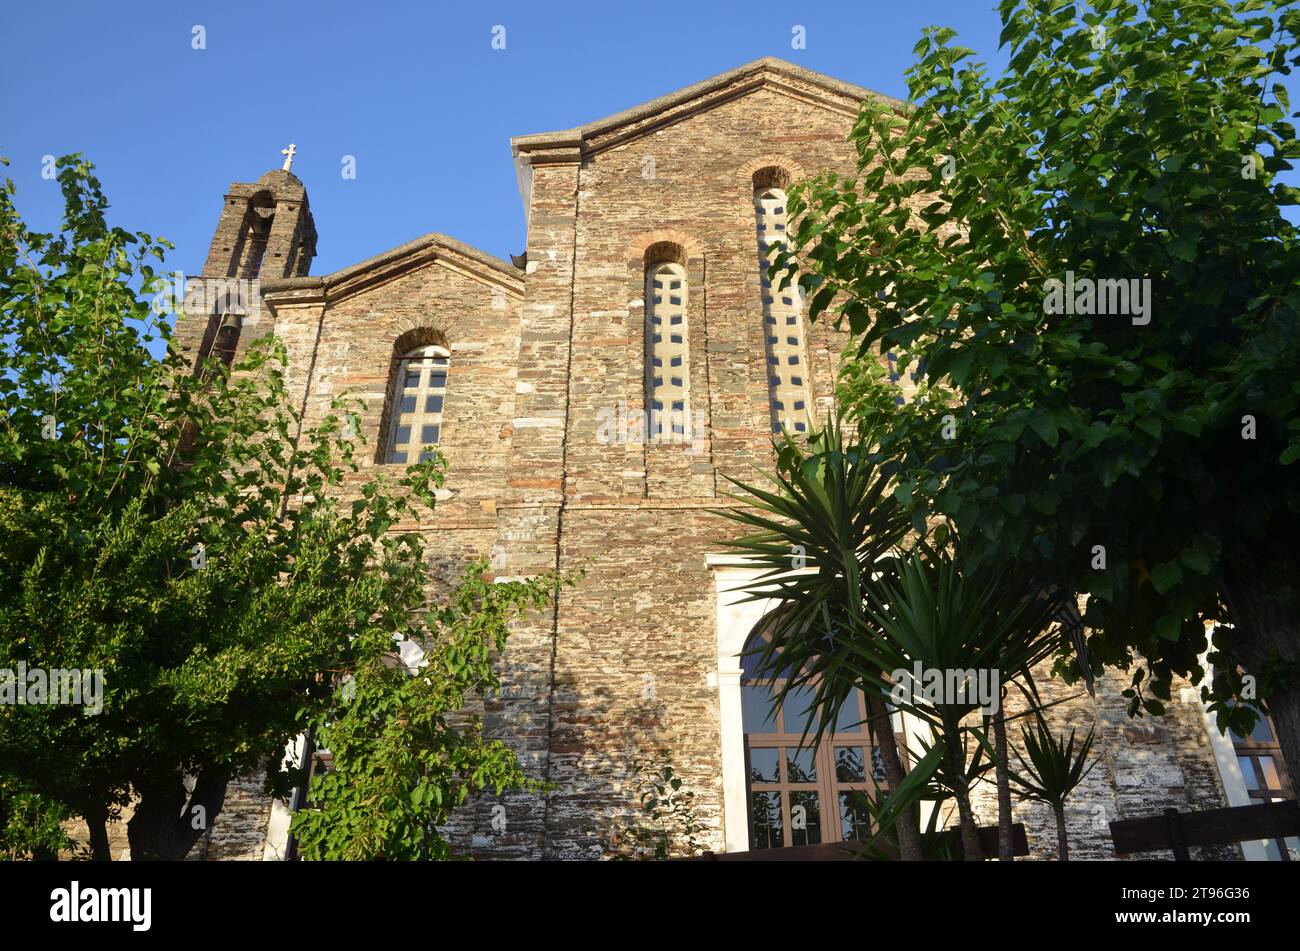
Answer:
[0,0,1294,277]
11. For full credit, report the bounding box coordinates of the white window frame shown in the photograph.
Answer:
[383,344,450,464]
[1192,639,1274,861]
[705,553,931,852]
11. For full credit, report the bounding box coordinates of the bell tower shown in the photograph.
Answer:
[177,148,318,372]
[201,152,317,280]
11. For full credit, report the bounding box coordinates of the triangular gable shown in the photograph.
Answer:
[511,57,903,160]
[260,232,524,305]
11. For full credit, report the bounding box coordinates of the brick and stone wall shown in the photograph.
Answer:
[968,663,1239,860]
[146,58,1234,862]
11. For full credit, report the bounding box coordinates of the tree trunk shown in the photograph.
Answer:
[945,731,984,861]
[992,711,1014,861]
[953,786,984,861]
[1221,561,1300,788]
[83,802,113,861]
[126,770,228,861]
[866,694,923,861]
[1054,805,1070,860]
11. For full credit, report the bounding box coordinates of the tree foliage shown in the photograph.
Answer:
[289,562,561,861]
[719,419,1077,859]
[779,0,1300,755]
[0,156,555,859]
[608,749,706,860]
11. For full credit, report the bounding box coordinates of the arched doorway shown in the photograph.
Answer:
[739,616,898,850]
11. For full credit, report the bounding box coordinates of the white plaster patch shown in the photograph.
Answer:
[516,381,535,394]
[1115,765,1186,788]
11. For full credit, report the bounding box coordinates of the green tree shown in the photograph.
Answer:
[780,0,1300,777]
[0,156,555,860]
[719,420,1069,860]
[289,562,561,861]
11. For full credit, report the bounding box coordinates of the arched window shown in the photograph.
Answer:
[382,344,450,464]
[755,187,810,434]
[741,619,889,850]
[646,260,689,439]
[1230,706,1297,860]
[194,293,245,380]
[1213,659,1299,861]
[236,193,276,278]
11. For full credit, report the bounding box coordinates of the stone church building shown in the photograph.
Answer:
[173,58,1289,861]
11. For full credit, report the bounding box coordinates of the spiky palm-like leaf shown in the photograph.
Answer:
[1010,710,1099,812]
[715,415,912,748]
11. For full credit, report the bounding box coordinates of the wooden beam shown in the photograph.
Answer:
[1110,800,1300,856]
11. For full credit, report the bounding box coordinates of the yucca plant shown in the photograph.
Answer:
[719,415,1073,860]
[717,415,925,857]
[1009,704,1099,861]
[859,546,1063,859]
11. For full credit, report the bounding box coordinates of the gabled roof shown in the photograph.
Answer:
[511,56,904,158]
[260,60,900,307]
[259,232,523,305]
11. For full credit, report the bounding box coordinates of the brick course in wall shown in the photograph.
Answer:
[161,57,1234,861]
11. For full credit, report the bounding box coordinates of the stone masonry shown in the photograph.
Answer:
[170,58,1236,860]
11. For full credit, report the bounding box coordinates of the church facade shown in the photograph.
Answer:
[175,58,1280,861]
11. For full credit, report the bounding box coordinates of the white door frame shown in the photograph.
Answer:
[706,553,929,852]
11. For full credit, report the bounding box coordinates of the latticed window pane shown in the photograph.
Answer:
[749,747,780,783]
[1228,693,1297,860]
[755,187,810,434]
[885,350,922,405]
[749,792,784,850]
[834,746,867,781]
[645,262,689,439]
[741,621,890,850]
[790,791,822,846]
[384,344,450,464]
[839,792,872,841]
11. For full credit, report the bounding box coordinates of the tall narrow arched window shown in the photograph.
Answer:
[755,187,810,434]
[236,193,276,278]
[210,312,241,368]
[646,261,689,439]
[741,619,889,850]
[383,344,450,464]
[194,293,245,381]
